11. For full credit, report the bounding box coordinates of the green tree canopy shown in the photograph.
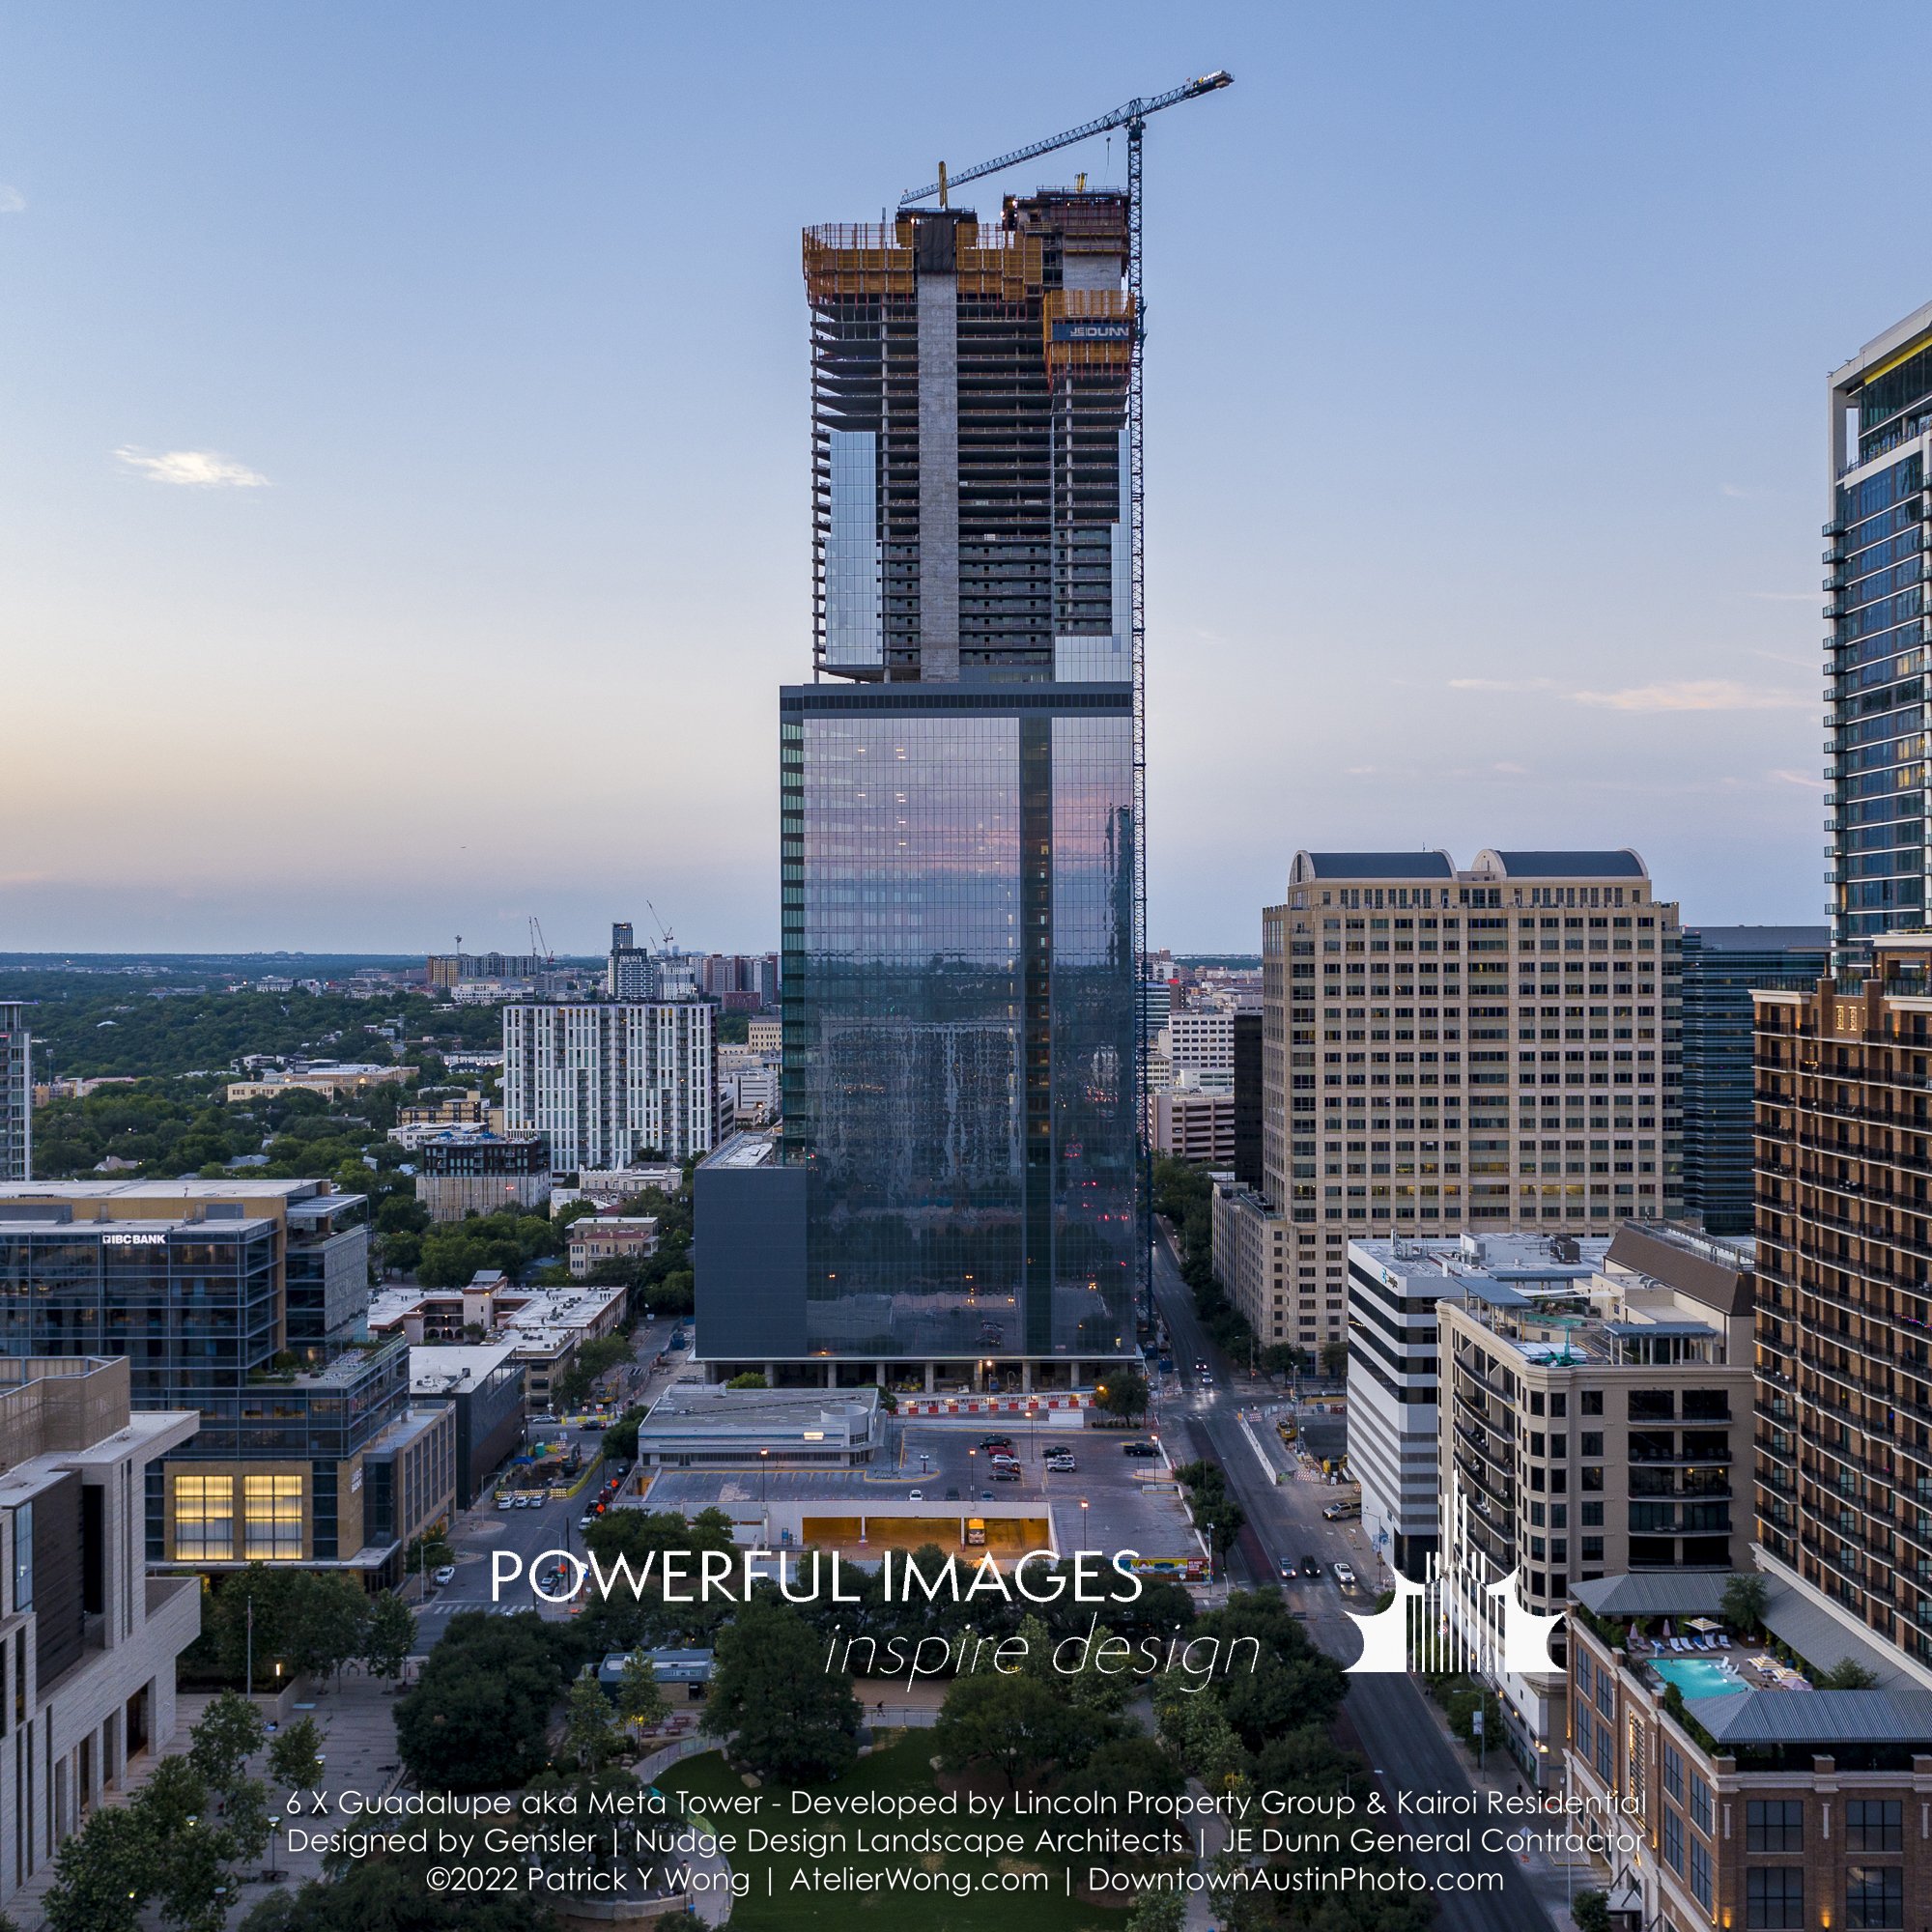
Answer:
[703,1601,861,1783]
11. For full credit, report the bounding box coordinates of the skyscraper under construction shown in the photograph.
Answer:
[696,192,1141,1389]
[808,194,1135,683]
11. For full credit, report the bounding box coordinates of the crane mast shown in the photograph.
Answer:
[899,71,1232,1332]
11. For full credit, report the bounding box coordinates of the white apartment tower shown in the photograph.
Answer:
[1212,849,1682,1350]
[0,1007,26,1182]
[502,1003,717,1172]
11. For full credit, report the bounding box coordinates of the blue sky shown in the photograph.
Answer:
[0,3,1918,953]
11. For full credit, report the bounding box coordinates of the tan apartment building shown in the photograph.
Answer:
[1147,1089,1235,1164]
[1435,1220,1753,1783]
[1212,849,1682,1350]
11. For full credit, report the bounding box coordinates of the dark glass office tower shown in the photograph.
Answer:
[1679,925,1828,1236]
[1827,305,1932,965]
[777,683,1136,1371]
[696,192,1142,1388]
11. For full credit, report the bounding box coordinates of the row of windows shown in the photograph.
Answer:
[173,1472,305,1561]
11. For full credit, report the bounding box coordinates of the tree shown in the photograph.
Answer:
[1817,1657,1879,1689]
[724,1371,767,1390]
[266,1718,325,1878]
[1154,1690,1247,1790]
[615,1651,668,1743]
[932,1671,1090,1791]
[237,1846,554,1932]
[1721,1573,1768,1634]
[1573,1889,1612,1932]
[1125,1896,1186,1932]
[362,1592,416,1682]
[703,1601,861,1782]
[187,1690,265,1791]
[1321,1337,1350,1378]
[560,1674,621,1773]
[1094,1366,1149,1421]
[394,1612,576,1792]
[43,1804,156,1932]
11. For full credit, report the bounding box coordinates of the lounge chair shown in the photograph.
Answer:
[1674,1636,1691,1652]
[1715,1633,1731,1649]
[1697,1634,1717,1652]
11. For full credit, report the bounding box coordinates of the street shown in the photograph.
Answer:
[1150,1228,1567,1932]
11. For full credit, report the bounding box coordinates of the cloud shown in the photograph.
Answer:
[1769,769,1828,790]
[1447,676,1558,693]
[114,446,270,488]
[1570,679,1810,713]
[0,187,22,214]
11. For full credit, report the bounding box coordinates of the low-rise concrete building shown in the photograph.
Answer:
[1147,1088,1236,1163]
[634,1385,882,1468]
[409,1343,526,1507]
[567,1214,659,1279]
[0,1356,202,1910]
[224,1062,412,1102]
[413,1130,551,1222]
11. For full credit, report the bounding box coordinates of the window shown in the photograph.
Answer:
[172,1474,234,1562]
[242,1474,303,1560]
[1846,1866,1903,1929]
[8,1503,29,1617]
[1689,1779,1711,1834]
[1580,1390,1603,1415]
[1746,1868,1804,1929]
[1662,1806,1683,1872]
[1661,1743,1683,1804]
[1688,1838,1711,1909]
[1747,1800,1804,1853]
[1846,1800,1901,1852]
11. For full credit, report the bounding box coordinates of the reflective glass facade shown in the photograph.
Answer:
[779,684,1136,1360]
[1829,318,1932,960]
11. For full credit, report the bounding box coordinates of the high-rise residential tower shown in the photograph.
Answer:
[696,195,1141,1390]
[1827,303,1932,964]
[0,1005,26,1181]
[1213,849,1682,1352]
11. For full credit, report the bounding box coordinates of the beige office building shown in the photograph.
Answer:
[1212,850,1682,1350]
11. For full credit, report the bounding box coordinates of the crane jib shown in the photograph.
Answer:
[895,71,1232,209]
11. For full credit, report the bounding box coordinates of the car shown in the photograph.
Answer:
[496,1494,515,1511]
[1279,1556,1298,1579]
[432,1565,456,1586]
[1198,1369,1213,1384]
[1122,1441,1159,1458]
[578,1515,595,1531]
[980,1490,995,1500]
[908,1489,923,1501]
[992,1467,1021,1482]
[522,1492,543,1508]
[582,1418,606,1432]
[1299,1555,1321,1577]
[1321,1503,1359,1521]
[1332,1561,1357,1588]
[1044,1458,1075,1473]
[977,1436,1014,1452]
[944,1487,960,1500]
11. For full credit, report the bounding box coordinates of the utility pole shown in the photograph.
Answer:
[245,1593,254,1701]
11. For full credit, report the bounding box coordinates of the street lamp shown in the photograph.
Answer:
[759,1447,769,1507]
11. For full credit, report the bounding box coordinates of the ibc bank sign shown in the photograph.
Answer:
[102,1232,168,1247]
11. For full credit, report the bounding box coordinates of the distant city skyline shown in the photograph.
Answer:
[5,5,1926,951]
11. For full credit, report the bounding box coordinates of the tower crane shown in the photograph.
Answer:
[900,71,1232,1331]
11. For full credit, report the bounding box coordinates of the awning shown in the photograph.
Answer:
[1687,1617,1721,1633]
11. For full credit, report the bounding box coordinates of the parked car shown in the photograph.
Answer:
[944,1488,960,1501]
[496,1494,515,1511]
[578,1515,595,1531]
[432,1565,456,1586]
[991,1466,1022,1482]
[1044,1456,1075,1472]
[1321,1503,1359,1521]
[582,1418,606,1432]
[908,1490,923,1501]
[1122,1440,1159,1458]
[1332,1561,1357,1588]
[977,1435,1014,1451]
[1299,1554,1321,1577]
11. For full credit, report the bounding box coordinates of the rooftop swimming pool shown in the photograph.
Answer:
[1652,1657,1745,1698]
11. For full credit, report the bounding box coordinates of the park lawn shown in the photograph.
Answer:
[656,1737,1134,1932]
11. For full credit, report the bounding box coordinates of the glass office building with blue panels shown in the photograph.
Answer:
[773,682,1137,1374]
[1828,304,1932,964]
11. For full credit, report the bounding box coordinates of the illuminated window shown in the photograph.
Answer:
[242,1475,303,1560]
[173,1475,235,1561]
